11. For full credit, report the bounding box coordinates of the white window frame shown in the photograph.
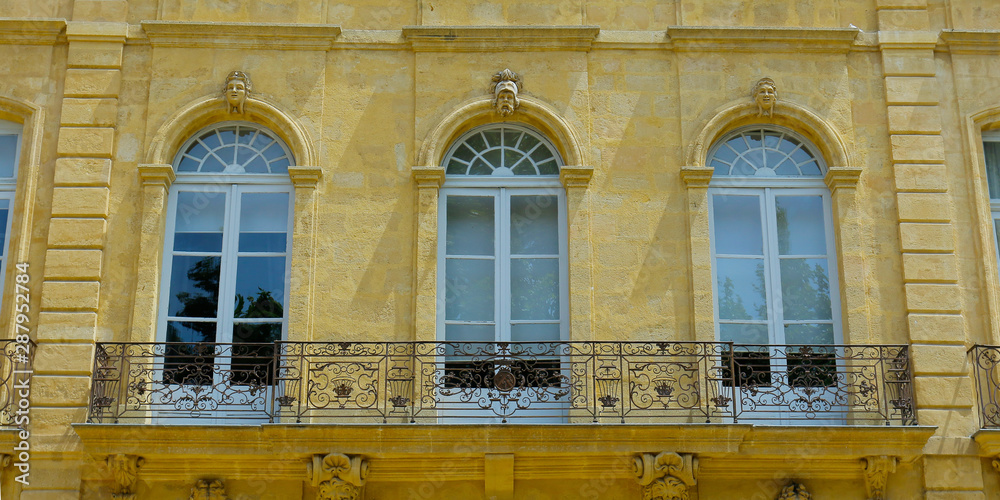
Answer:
[0,120,21,310]
[983,131,1000,271]
[707,183,843,346]
[157,180,294,348]
[436,185,569,344]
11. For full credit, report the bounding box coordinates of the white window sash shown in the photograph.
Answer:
[708,186,842,346]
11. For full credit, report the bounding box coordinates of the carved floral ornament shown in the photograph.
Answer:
[862,455,897,500]
[189,479,229,500]
[633,452,698,500]
[308,453,369,500]
[107,454,144,500]
[491,68,522,117]
[223,70,252,114]
[753,77,778,117]
[776,482,812,500]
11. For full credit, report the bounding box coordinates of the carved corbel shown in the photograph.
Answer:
[633,452,698,500]
[862,456,897,500]
[189,479,228,500]
[106,454,144,500]
[308,453,369,500]
[776,482,812,500]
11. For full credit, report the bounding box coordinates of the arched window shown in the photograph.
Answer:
[159,122,293,388]
[707,127,840,348]
[983,131,1000,268]
[438,124,568,348]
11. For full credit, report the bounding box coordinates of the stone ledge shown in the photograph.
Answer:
[141,21,342,50]
[940,30,1000,54]
[667,26,859,53]
[0,18,66,45]
[402,25,600,52]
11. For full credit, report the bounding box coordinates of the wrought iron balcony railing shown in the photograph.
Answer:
[87,341,916,426]
[973,345,1000,428]
[0,339,33,427]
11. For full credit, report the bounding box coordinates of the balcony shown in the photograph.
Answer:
[87,341,916,426]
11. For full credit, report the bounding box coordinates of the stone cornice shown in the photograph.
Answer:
[137,163,176,189]
[680,166,714,188]
[940,30,1000,54]
[141,21,341,50]
[560,165,594,188]
[667,26,860,53]
[973,429,1000,456]
[0,18,66,45]
[878,30,938,49]
[73,424,935,482]
[66,21,127,43]
[402,25,600,52]
[287,166,323,188]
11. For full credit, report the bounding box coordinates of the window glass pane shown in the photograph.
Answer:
[217,128,236,146]
[233,322,282,344]
[445,323,494,343]
[237,128,256,145]
[712,195,763,255]
[202,155,225,172]
[482,130,501,148]
[482,149,501,169]
[715,258,767,320]
[510,258,560,321]
[779,258,832,320]
[510,195,558,255]
[0,202,8,251]
[217,146,236,168]
[986,141,1000,199]
[445,258,494,321]
[994,217,1000,255]
[166,320,217,343]
[775,196,826,255]
[0,135,17,178]
[719,323,768,344]
[511,323,560,343]
[239,192,289,252]
[233,256,286,319]
[174,191,226,252]
[784,324,835,344]
[177,156,199,172]
[446,196,494,256]
[167,256,221,317]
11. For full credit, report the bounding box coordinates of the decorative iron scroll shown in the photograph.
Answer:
[0,339,33,427]
[87,341,915,425]
[973,345,1000,428]
[726,344,915,425]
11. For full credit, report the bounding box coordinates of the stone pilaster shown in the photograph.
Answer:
[878,1,983,497]
[28,19,127,499]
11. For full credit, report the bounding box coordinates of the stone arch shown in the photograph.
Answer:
[145,95,317,167]
[417,95,587,168]
[687,99,852,169]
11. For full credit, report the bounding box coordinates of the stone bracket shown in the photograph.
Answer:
[106,454,144,500]
[308,453,369,500]
[862,455,897,500]
[634,452,698,500]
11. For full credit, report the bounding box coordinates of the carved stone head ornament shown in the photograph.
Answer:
[491,68,522,117]
[777,482,812,500]
[223,71,252,114]
[753,77,778,117]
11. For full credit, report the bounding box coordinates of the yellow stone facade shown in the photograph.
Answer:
[1,0,1000,498]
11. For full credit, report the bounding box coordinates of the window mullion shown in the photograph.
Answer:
[217,184,240,347]
[498,188,510,342]
[763,188,784,345]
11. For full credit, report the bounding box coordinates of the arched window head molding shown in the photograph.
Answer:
[145,94,317,169]
[415,95,592,187]
[965,105,1000,343]
[685,98,859,191]
[0,96,43,341]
